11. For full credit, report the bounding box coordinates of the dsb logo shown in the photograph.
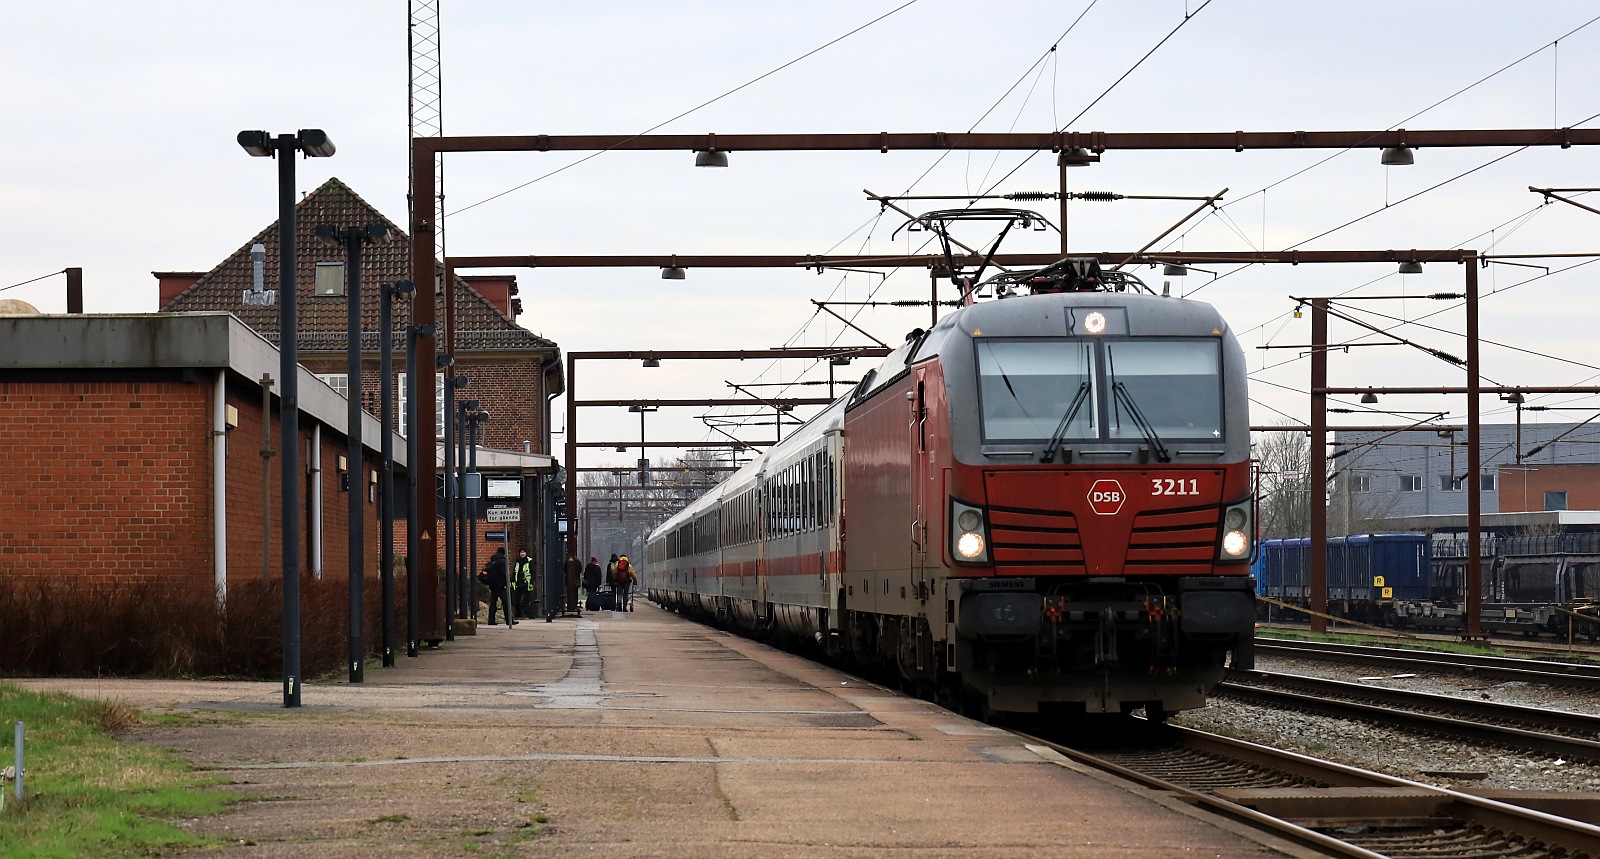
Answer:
[1087,479,1126,515]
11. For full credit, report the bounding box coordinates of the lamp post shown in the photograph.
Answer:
[378,279,413,668]
[237,128,336,708]
[315,222,389,684]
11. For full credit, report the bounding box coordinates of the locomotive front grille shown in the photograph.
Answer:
[989,507,1086,573]
[1127,507,1219,573]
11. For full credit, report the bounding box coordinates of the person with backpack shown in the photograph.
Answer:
[482,547,514,627]
[613,554,636,612]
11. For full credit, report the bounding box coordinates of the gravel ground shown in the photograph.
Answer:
[1171,653,1600,793]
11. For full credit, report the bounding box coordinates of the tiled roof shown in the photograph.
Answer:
[161,178,556,355]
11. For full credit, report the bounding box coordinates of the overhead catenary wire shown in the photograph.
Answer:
[0,270,64,293]
[446,0,925,218]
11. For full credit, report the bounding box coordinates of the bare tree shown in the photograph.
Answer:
[1253,426,1311,540]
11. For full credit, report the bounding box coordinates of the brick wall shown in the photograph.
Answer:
[1496,464,1600,512]
[224,380,386,586]
[455,357,546,450]
[0,380,212,591]
[0,376,390,598]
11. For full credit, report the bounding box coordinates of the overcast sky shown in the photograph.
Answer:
[8,1,1600,469]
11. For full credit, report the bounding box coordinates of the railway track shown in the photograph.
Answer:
[1219,669,1600,763]
[1258,637,1600,691]
[1025,723,1600,858]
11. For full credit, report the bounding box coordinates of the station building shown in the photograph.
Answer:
[0,179,562,674]
[156,177,564,582]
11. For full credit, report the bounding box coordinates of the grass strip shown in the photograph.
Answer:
[0,683,237,858]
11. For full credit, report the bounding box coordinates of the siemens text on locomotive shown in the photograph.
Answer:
[645,258,1257,719]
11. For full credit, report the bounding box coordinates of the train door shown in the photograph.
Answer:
[756,474,769,610]
[912,375,930,600]
[824,429,846,635]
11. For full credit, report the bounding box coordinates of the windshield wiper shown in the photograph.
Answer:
[1111,382,1171,463]
[1040,382,1091,463]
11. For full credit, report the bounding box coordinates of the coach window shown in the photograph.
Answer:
[804,455,815,530]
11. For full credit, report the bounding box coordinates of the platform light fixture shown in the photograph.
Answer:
[1397,261,1423,274]
[1059,146,1097,166]
[1360,391,1380,404]
[642,357,661,368]
[1162,263,1187,276]
[1380,146,1414,166]
[661,265,687,280]
[694,149,729,168]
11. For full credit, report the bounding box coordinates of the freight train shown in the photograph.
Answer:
[645,258,1257,721]
[1254,532,1600,638]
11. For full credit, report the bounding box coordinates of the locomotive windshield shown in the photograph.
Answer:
[976,339,1098,441]
[1105,340,1223,440]
[976,337,1223,443]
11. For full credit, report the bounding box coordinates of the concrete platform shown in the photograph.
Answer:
[14,602,1302,857]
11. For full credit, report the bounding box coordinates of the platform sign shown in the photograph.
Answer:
[1087,479,1126,515]
[484,530,507,542]
[486,507,522,523]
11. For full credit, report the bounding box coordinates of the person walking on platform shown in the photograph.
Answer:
[605,553,619,587]
[483,547,514,627]
[582,556,602,598]
[512,548,536,620]
[613,554,636,611]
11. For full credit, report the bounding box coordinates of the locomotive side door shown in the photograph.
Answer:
[912,375,930,599]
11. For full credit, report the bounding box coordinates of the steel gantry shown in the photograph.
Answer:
[407,127,1600,640]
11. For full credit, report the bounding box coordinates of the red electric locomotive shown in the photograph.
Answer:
[648,257,1255,720]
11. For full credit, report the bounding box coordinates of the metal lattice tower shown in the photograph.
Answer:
[408,0,447,295]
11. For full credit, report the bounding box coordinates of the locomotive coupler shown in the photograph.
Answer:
[1094,606,1119,667]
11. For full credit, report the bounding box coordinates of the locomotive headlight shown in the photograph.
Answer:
[1221,529,1248,557]
[1084,311,1107,335]
[1218,500,1253,560]
[950,500,990,564]
[956,531,986,559]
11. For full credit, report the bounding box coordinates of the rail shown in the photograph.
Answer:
[1023,724,1600,857]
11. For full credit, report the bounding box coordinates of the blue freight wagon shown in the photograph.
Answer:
[1255,534,1430,625]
